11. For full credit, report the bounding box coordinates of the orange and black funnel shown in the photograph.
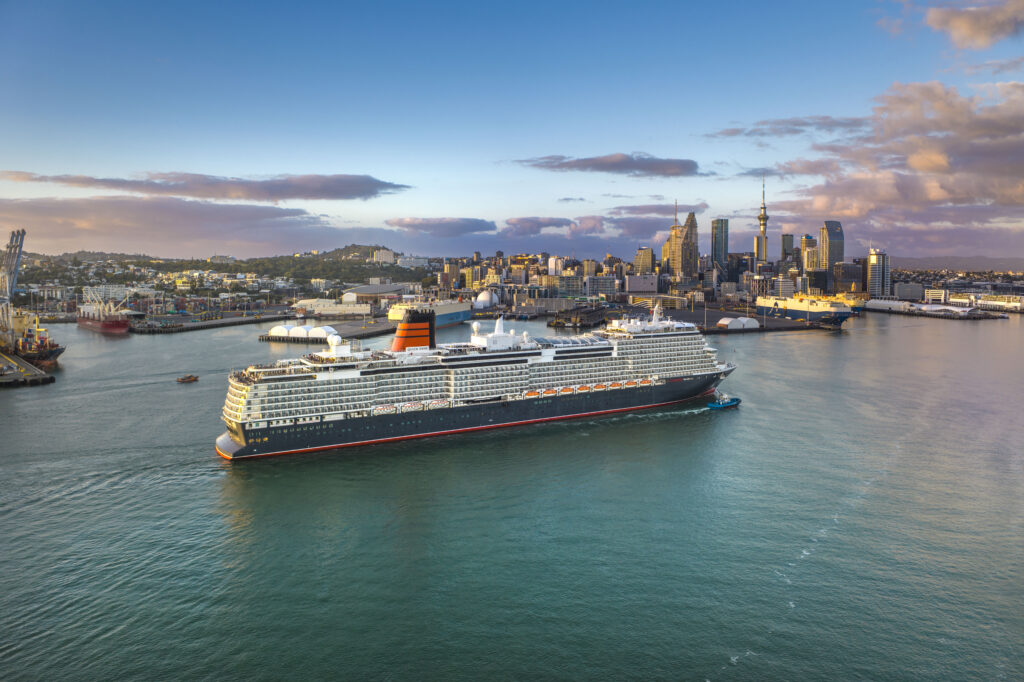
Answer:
[391,309,436,351]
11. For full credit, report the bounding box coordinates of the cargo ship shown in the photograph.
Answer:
[387,299,472,328]
[755,295,852,328]
[10,312,65,368]
[77,298,131,334]
[216,306,736,460]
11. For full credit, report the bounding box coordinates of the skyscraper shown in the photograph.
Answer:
[711,219,729,276]
[780,233,794,261]
[661,202,698,279]
[755,178,769,262]
[868,248,891,298]
[633,246,654,274]
[681,211,699,279]
[819,221,844,291]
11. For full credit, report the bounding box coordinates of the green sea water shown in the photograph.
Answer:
[1,313,1021,680]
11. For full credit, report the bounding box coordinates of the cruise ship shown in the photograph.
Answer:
[755,295,853,328]
[216,307,736,460]
[387,299,472,328]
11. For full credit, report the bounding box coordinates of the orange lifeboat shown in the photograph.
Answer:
[543,388,557,396]
[577,385,591,392]
[639,379,652,386]
[525,390,540,398]
[594,384,607,391]
[560,387,573,394]
[609,382,622,389]
[625,380,637,388]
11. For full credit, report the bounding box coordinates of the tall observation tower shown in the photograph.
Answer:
[754,177,769,262]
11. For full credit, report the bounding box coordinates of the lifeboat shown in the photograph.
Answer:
[639,379,652,386]
[400,401,424,412]
[609,382,622,389]
[577,385,591,392]
[543,388,557,396]
[594,384,607,391]
[372,404,397,415]
[560,387,573,394]
[625,380,637,388]
[525,390,540,398]
[427,399,449,409]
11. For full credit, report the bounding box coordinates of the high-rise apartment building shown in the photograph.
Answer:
[867,248,891,298]
[711,219,729,276]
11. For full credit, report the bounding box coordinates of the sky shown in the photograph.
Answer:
[1,0,1023,259]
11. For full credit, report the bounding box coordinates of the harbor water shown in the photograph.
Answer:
[1,314,1021,679]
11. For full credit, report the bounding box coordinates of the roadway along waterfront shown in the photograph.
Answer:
[0,314,1020,679]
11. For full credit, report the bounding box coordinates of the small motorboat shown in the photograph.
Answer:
[177,374,199,384]
[707,393,740,409]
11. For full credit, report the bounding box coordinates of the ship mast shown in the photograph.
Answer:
[0,229,27,349]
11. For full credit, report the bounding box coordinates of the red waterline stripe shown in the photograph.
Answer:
[216,388,717,461]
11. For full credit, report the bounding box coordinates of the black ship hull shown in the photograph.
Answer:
[216,370,729,460]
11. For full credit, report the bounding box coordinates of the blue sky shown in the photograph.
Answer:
[1,0,1023,259]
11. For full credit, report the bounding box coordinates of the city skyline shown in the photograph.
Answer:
[1,1,1023,259]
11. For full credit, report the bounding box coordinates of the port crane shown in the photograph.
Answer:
[0,229,27,349]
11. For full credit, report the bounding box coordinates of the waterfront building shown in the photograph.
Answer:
[584,276,617,297]
[557,275,584,298]
[894,282,924,301]
[624,274,658,294]
[711,219,729,276]
[868,248,891,298]
[833,262,864,293]
[774,276,795,298]
[819,221,844,290]
[924,288,949,303]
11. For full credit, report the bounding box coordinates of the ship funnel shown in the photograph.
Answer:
[390,309,436,352]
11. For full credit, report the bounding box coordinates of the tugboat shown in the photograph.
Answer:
[707,393,741,410]
[177,374,199,384]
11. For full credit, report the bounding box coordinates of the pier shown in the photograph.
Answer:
[131,313,293,334]
[0,350,55,388]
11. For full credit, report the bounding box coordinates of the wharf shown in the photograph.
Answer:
[131,314,293,334]
[548,306,607,329]
[0,349,55,388]
[259,320,397,343]
[665,307,830,334]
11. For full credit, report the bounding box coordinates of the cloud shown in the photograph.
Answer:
[557,196,586,202]
[501,216,574,237]
[517,152,704,177]
[0,195,355,257]
[962,55,1024,74]
[384,217,497,238]
[706,116,869,138]
[926,0,1024,49]
[739,158,845,178]
[877,16,904,36]
[608,202,709,216]
[570,215,607,236]
[0,170,410,201]
[748,80,1024,256]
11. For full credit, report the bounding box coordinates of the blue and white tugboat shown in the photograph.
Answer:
[707,392,741,410]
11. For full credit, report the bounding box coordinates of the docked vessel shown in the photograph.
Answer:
[11,312,65,368]
[755,295,852,328]
[216,306,736,460]
[387,299,472,329]
[77,295,131,334]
